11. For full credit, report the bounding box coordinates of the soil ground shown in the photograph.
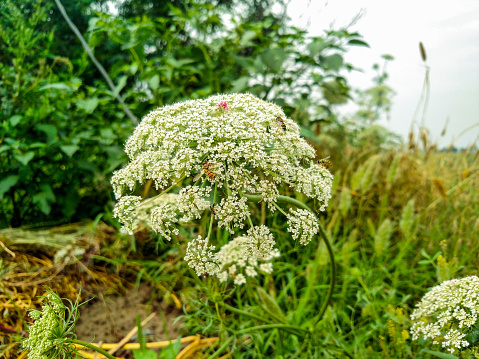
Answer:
[76,283,182,347]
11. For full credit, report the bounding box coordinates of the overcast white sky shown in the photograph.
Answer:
[286,0,479,148]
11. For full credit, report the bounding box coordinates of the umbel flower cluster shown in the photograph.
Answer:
[112,93,333,282]
[22,290,66,359]
[410,276,479,354]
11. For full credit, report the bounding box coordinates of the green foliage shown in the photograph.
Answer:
[1,0,365,228]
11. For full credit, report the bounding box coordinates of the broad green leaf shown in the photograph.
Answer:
[148,74,160,91]
[60,145,79,157]
[32,185,55,215]
[421,349,458,359]
[230,55,255,70]
[15,152,34,166]
[240,30,256,47]
[230,77,249,93]
[257,287,286,323]
[36,124,58,143]
[10,115,22,127]
[260,48,287,73]
[348,39,369,47]
[114,76,128,96]
[0,175,19,199]
[166,58,196,68]
[323,54,344,72]
[159,339,181,359]
[38,83,73,91]
[307,39,326,56]
[132,349,156,359]
[76,98,99,114]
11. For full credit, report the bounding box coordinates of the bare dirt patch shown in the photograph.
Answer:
[76,283,182,345]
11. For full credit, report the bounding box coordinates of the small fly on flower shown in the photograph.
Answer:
[275,116,286,131]
[194,161,222,181]
[318,156,332,169]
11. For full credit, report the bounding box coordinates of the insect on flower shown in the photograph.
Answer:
[210,204,216,215]
[194,161,221,181]
[275,116,286,131]
[318,156,332,169]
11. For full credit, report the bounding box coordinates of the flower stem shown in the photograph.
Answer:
[272,201,288,217]
[141,175,187,206]
[244,194,336,327]
[235,324,307,336]
[217,302,308,337]
[69,339,117,359]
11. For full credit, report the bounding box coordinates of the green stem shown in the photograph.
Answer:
[313,223,336,327]
[218,302,273,324]
[246,215,254,229]
[244,194,336,328]
[272,201,288,217]
[141,175,187,206]
[218,302,307,337]
[69,339,117,359]
[236,324,307,336]
[206,336,235,359]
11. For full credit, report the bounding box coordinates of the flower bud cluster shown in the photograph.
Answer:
[22,292,64,359]
[287,209,320,246]
[410,276,479,353]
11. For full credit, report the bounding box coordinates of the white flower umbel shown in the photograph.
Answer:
[242,225,279,261]
[111,93,333,236]
[215,236,280,285]
[410,276,479,354]
[256,179,279,211]
[184,236,219,276]
[149,204,179,241]
[287,208,319,246]
[215,195,249,234]
[113,195,142,235]
[177,185,212,222]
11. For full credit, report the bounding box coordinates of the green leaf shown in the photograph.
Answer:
[257,287,286,323]
[38,83,73,92]
[240,30,256,47]
[421,349,459,359]
[132,349,156,359]
[36,124,58,143]
[32,185,55,215]
[60,145,79,157]
[10,115,22,127]
[0,175,19,199]
[76,98,99,114]
[148,74,160,91]
[132,315,157,359]
[348,39,369,47]
[260,48,287,73]
[15,152,34,166]
[159,339,181,359]
[230,77,249,93]
[114,76,128,96]
[323,54,344,72]
[307,38,326,56]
